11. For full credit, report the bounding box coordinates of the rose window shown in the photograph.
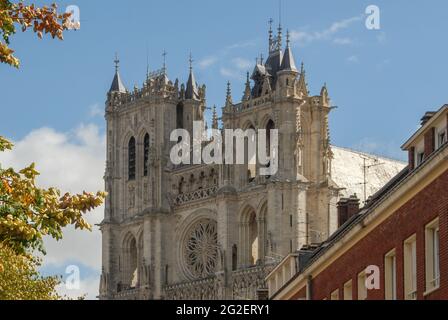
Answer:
[183,219,218,278]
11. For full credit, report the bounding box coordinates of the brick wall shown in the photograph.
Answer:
[306,169,448,300]
[424,127,436,158]
[408,147,415,170]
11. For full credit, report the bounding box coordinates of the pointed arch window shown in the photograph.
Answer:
[177,103,184,129]
[266,119,275,157]
[128,137,136,180]
[143,133,150,176]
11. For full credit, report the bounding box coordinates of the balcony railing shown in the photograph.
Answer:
[174,186,218,205]
[164,276,219,300]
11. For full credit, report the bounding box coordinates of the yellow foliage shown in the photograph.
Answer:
[0,136,106,299]
[0,1,71,67]
[0,243,61,300]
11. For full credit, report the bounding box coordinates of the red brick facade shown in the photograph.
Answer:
[308,169,448,300]
[271,106,448,301]
[424,127,436,158]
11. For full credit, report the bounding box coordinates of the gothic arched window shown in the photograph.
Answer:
[266,119,275,157]
[245,125,256,182]
[143,133,150,177]
[176,103,184,129]
[128,137,136,180]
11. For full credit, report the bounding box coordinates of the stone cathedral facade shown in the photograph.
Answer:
[99,23,405,300]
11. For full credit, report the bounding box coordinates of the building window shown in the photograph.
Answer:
[404,234,417,300]
[437,130,446,149]
[330,289,339,300]
[343,280,353,300]
[425,218,440,292]
[358,271,367,300]
[128,137,136,180]
[385,249,397,300]
[176,103,184,129]
[143,133,150,176]
[245,126,256,182]
[232,244,238,271]
[416,151,425,166]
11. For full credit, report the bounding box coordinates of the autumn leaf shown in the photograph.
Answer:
[0,1,71,68]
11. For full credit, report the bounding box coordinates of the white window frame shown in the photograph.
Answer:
[425,218,440,294]
[385,249,397,300]
[343,280,353,300]
[357,272,367,300]
[437,129,446,149]
[404,234,417,300]
[330,289,339,301]
[416,151,425,166]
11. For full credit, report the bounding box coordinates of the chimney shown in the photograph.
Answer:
[420,111,436,126]
[408,146,415,170]
[337,194,360,228]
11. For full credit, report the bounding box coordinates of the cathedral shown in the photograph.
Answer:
[99,22,405,300]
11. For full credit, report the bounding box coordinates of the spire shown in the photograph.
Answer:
[212,105,219,129]
[185,52,199,100]
[297,62,308,97]
[225,81,233,108]
[320,82,329,105]
[162,50,167,74]
[268,18,274,50]
[243,71,251,101]
[109,53,127,93]
[280,30,297,72]
[277,22,283,49]
[277,0,283,49]
[146,45,150,80]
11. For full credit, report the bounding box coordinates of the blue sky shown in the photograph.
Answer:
[2,0,448,299]
[2,0,448,159]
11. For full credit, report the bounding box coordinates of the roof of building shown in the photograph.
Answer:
[280,36,297,72]
[401,104,448,150]
[185,69,199,100]
[331,146,407,201]
[109,70,127,93]
[271,141,448,299]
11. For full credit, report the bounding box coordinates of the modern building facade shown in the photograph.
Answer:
[98,22,404,300]
[268,105,448,300]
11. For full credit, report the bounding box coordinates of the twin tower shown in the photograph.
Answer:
[99,21,339,300]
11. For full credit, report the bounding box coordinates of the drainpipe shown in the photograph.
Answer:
[306,275,313,300]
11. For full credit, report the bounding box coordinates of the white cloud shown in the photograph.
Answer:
[347,55,359,64]
[56,275,100,300]
[197,56,218,69]
[88,103,103,118]
[290,16,362,46]
[219,67,243,80]
[376,58,391,70]
[231,57,252,70]
[0,124,106,298]
[333,37,353,45]
[225,40,257,51]
[377,32,387,44]
[197,40,256,73]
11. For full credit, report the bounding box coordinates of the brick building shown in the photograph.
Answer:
[267,105,448,300]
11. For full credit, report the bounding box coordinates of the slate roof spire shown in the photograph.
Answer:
[109,53,127,93]
[212,105,219,129]
[185,52,199,100]
[280,30,297,72]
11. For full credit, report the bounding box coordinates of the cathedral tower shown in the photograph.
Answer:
[99,22,375,300]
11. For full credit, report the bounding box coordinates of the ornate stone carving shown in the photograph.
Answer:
[183,219,218,279]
